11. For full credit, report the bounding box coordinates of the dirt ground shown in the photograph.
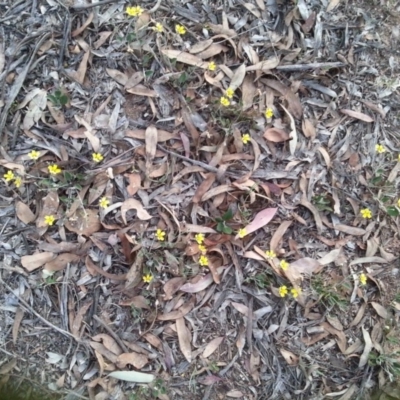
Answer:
[1,0,400,399]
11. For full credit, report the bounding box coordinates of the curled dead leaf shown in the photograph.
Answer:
[65,208,101,236]
[263,127,290,142]
[120,199,152,224]
[116,352,148,370]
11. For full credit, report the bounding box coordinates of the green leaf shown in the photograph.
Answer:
[54,90,61,97]
[386,206,399,217]
[216,221,224,233]
[222,208,233,221]
[60,95,68,105]
[222,225,233,234]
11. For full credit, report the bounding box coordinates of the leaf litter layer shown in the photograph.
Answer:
[1,0,400,399]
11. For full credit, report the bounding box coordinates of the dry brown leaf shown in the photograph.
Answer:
[12,308,24,345]
[120,199,152,224]
[290,258,321,276]
[0,359,17,374]
[162,49,208,68]
[327,0,341,12]
[72,12,94,37]
[65,208,101,236]
[157,298,194,321]
[250,138,261,172]
[300,196,324,233]
[189,39,213,54]
[116,352,148,369]
[126,84,157,97]
[349,302,367,327]
[37,191,59,230]
[322,322,347,353]
[359,327,373,368]
[231,302,250,316]
[71,301,93,337]
[281,104,298,155]
[270,221,292,253]
[21,252,55,272]
[238,208,277,238]
[126,129,178,142]
[349,257,388,266]
[302,118,316,139]
[246,57,280,72]
[92,333,122,356]
[89,341,118,363]
[176,317,192,363]
[202,337,224,358]
[124,71,144,90]
[236,326,246,357]
[279,348,299,365]
[263,79,303,119]
[226,390,244,398]
[201,185,234,202]
[197,43,228,59]
[371,302,388,319]
[145,125,157,161]
[125,173,141,196]
[15,201,35,224]
[164,277,187,301]
[242,74,257,110]
[317,147,331,168]
[75,51,90,85]
[334,224,365,236]
[263,127,290,142]
[193,173,216,204]
[44,253,81,272]
[179,274,214,293]
[0,41,4,74]
[340,109,374,122]
[229,63,246,91]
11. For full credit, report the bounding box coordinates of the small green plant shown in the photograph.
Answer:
[150,378,167,397]
[311,275,349,310]
[369,351,400,381]
[312,194,333,212]
[215,208,234,234]
[130,306,144,324]
[245,272,271,289]
[48,89,68,108]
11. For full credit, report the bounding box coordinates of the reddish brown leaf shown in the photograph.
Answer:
[15,201,35,224]
[263,127,290,142]
[238,207,277,238]
[21,252,55,272]
[176,317,192,362]
[116,352,148,369]
[340,109,374,122]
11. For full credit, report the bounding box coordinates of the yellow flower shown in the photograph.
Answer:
[238,228,247,238]
[208,61,216,71]
[48,164,62,175]
[360,208,372,219]
[126,5,144,17]
[99,197,110,209]
[242,134,251,144]
[28,150,40,160]
[14,176,22,188]
[175,24,186,35]
[153,22,163,32]
[265,108,274,119]
[291,288,300,298]
[279,260,289,271]
[220,96,230,107]
[198,244,207,254]
[195,233,205,245]
[143,274,153,283]
[375,144,386,154]
[398,154,400,162]
[44,215,56,226]
[199,255,209,266]
[398,198,400,208]
[3,170,15,182]
[225,87,234,99]
[92,153,104,163]
[265,250,276,259]
[359,273,367,285]
[156,229,166,241]
[279,285,288,297]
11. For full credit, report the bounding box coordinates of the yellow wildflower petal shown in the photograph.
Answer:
[265,108,274,119]
[225,87,234,99]
[3,170,15,182]
[14,176,22,188]
[28,150,40,160]
[44,215,56,226]
[265,250,276,259]
[199,255,209,266]
[92,153,104,163]
[208,61,216,71]
[143,274,153,283]
[360,208,372,219]
[175,24,186,35]
[359,273,367,285]
[375,144,386,154]
[279,285,288,297]
[242,134,251,144]
[195,233,205,245]
[238,228,247,238]
[279,260,289,271]
[291,288,300,298]
[220,96,230,107]
[156,229,166,241]
[99,197,110,209]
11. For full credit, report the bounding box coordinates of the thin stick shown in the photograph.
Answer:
[93,315,129,353]
[276,62,345,72]
[0,277,77,341]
